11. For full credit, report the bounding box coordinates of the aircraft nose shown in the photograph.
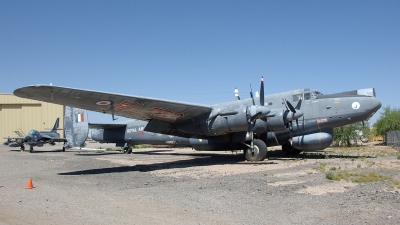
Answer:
[367,97,381,118]
[371,97,382,112]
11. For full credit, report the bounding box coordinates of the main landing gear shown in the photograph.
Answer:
[123,146,133,154]
[244,139,267,161]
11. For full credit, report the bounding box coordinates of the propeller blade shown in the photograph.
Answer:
[286,99,296,113]
[247,121,254,135]
[249,79,255,105]
[260,76,264,106]
[282,98,289,111]
[295,98,302,110]
[250,91,255,105]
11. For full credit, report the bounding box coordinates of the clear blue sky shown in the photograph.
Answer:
[1,0,399,124]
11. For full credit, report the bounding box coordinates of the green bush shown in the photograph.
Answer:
[325,171,334,180]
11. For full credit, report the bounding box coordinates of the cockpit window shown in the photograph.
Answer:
[313,91,322,96]
[292,94,302,102]
[28,130,40,136]
[304,92,311,101]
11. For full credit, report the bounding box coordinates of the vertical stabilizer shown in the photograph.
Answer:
[50,118,60,132]
[64,106,89,147]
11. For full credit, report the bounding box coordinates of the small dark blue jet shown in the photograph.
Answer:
[5,118,68,153]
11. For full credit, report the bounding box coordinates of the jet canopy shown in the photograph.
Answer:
[26,130,42,141]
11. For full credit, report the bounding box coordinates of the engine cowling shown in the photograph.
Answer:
[178,105,270,136]
[264,109,287,131]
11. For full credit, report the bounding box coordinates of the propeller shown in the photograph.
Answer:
[246,77,270,148]
[282,98,304,144]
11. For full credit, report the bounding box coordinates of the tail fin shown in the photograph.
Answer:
[64,106,89,147]
[50,118,60,132]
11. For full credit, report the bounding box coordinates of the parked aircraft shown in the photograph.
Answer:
[4,118,68,152]
[14,78,381,160]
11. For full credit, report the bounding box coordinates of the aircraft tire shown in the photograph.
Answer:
[20,145,25,152]
[29,145,34,153]
[123,147,133,154]
[62,147,65,152]
[244,139,267,161]
[127,147,133,154]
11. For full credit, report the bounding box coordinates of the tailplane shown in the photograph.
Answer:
[64,106,89,147]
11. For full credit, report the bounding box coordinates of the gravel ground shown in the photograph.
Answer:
[1,142,399,224]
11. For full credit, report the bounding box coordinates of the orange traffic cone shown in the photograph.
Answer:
[26,178,34,189]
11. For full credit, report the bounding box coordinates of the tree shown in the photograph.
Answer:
[333,121,370,147]
[373,106,400,137]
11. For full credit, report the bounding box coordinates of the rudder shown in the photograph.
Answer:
[64,106,89,147]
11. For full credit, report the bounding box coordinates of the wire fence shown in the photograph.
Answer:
[386,131,400,149]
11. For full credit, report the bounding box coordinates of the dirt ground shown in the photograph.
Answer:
[0,142,399,224]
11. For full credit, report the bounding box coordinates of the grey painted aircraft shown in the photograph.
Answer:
[4,118,68,153]
[14,78,381,161]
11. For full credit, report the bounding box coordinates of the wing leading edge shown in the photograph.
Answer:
[14,85,213,124]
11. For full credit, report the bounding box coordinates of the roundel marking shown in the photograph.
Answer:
[96,101,112,106]
[352,102,360,110]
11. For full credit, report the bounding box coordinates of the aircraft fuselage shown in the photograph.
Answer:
[90,87,381,152]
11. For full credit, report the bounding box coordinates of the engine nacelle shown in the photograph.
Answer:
[292,132,333,151]
[265,109,287,131]
[178,106,250,136]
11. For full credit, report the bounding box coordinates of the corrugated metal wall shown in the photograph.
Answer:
[0,94,64,139]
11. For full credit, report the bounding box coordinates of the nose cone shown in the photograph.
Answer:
[372,97,382,112]
[24,136,32,142]
[358,97,381,121]
[369,97,382,117]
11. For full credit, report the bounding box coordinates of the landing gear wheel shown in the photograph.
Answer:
[244,139,267,161]
[123,146,133,154]
[20,145,25,152]
[29,145,34,153]
[62,146,66,152]
[282,144,301,155]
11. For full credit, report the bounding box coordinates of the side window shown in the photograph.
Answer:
[292,94,302,102]
[304,92,311,101]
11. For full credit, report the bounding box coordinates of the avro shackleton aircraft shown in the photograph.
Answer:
[14,78,381,161]
[4,118,68,153]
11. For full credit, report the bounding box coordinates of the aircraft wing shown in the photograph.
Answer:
[41,135,68,142]
[14,85,213,124]
[3,137,24,140]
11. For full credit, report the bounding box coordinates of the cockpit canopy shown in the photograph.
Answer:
[292,89,323,102]
[27,130,42,139]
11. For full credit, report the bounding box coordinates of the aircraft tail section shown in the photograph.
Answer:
[50,118,60,132]
[64,106,89,147]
